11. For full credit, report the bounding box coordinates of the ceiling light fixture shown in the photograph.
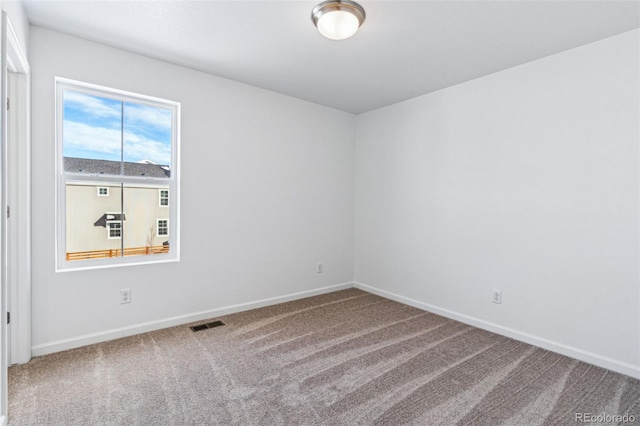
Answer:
[312,0,366,41]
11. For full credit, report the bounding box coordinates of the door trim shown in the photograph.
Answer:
[5,14,30,366]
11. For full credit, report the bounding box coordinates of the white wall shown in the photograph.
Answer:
[30,27,355,353]
[354,29,640,377]
[2,0,28,52]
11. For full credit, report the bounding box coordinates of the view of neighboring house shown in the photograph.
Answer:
[64,157,170,260]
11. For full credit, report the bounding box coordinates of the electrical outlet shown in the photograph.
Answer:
[317,263,323,274]
[492,289,502,304]
[120,288,132,304]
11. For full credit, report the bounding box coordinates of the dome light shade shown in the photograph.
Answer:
[312,0,365,41]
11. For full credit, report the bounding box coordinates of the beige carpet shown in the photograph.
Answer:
[9,288,640,425]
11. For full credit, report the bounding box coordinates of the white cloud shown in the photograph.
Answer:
[63,120,121,157]
[64,91,121,119]
[125,103,172,131]
[124,132,172,165]
[64,120,172,165]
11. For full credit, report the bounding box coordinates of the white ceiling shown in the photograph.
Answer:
[22,0,640,114]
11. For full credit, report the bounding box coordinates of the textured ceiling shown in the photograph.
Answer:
[23,0,640,114]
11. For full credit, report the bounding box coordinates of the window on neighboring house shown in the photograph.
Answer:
[159,189,169,207]
[57,78,180,270]
[107,221,122,239]
[157,219,169,237]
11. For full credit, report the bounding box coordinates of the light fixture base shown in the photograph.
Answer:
[312,0,366,41]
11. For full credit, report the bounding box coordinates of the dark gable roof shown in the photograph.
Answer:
[94,213,126,227]
[64,157,170,178]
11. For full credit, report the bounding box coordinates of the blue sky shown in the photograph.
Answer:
[63,90,173,167]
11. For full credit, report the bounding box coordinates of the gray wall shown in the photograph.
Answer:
[30,27,356,352]
[355,29,640,377]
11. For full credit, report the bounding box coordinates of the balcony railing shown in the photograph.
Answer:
[66,245,169,261]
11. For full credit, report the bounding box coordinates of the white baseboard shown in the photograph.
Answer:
[30,280,640,380]
[354,282,640,380]
[31,282,354,357]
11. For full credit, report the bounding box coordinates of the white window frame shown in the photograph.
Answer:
[55,78,180,271]
[97,187,109,197]
[106,221,122,239]
[159,189,169,207]
[157,219,169,237]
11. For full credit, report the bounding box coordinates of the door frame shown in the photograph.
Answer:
[6,15,30,366]
[0,10,30,425]
[0,10,8,425]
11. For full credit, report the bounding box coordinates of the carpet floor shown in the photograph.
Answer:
[8,288,640,425]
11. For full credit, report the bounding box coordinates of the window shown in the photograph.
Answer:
[157,219,169,237]
[159,189,169,207]
[107,221,122,239]
[56,78,180,270]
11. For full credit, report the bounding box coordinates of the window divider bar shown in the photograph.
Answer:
[120,101,124,257]
[120,182,124,257]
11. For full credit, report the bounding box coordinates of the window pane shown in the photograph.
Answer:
[157,219,169,237]
[122,185,170,257]
[65,181,171,261]
[62,92,173,178]
[62,90,123,171]
[123,102,172,177]
[159,189,169,206]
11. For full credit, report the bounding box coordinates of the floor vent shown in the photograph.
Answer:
[190,320,225,332]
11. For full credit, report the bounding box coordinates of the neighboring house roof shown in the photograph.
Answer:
[94,213,126,228]
[64,157,171,178]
